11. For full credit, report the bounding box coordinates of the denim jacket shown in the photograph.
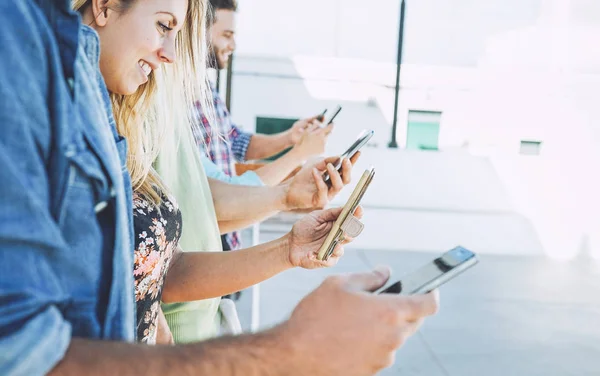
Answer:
[0,1,134,375]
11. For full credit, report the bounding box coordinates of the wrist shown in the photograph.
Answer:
[280,233,295,269]
[284,129,295,148]
[287,146,307,163]
[279,182,296,211]
[188,325,302,375]
[273,320,315,375]
[268,319,310,375]
[264,324,305,375]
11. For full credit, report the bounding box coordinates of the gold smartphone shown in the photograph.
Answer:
[317,167,375,261]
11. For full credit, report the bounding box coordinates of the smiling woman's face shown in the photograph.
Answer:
[86,0,188,95]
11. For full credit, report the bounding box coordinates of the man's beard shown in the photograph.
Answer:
[208,46,227,70]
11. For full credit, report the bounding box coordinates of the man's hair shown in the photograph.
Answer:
[209,0,237,23]
[210,0,237,11]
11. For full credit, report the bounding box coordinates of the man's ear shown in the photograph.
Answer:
[90,0,115,27]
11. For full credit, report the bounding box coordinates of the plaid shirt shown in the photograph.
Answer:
[192,83,253,250]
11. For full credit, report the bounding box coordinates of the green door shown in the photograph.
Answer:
[406,111,441,151]
[255,116,299,161]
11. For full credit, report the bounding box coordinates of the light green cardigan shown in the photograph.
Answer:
[155,118,223,343]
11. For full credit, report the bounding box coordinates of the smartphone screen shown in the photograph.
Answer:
[379,247,478,295]
[340,130,374,159]
[323,130,374,183]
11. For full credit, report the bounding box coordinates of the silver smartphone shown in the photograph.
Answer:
[379,246,479,295]
[323,129,374,183]
[317,167,375,261]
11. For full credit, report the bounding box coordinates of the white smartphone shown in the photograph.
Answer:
[322,105,342,125]
[379,246,479,295]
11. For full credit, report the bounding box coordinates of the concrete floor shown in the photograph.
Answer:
[235,238,600,375]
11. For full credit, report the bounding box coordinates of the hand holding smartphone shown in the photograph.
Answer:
[323,130,374,183]
[317,167,375,261]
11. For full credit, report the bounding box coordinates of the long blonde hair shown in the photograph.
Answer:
[73,0,215,205]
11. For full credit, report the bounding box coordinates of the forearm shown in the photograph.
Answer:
[218,210,278,234]
[254,148,304,186]
[162,235,291,302]
[208,178,288,222]
[49,330,297,376]
[245,132,292,161]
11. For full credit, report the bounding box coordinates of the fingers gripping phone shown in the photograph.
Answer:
[317,167,375,261]
[323,130,374,183]
[379,247,479,295]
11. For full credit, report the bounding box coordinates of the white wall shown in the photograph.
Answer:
[227,0,600,258]
[235,0,545,66]
[226,60,599,256]
[330,148,543,255]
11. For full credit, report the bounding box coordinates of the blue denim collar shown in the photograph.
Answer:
[78,25,121,144]
[46,0,73,12]
[80,25,102,81]
[36,0,81,80]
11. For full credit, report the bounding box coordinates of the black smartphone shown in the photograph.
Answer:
[323,130,374,183]
[379,246,479,295]
[317,108,328,122]
[323,105,342,125]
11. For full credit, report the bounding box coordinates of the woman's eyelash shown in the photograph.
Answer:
[158,22,173,32]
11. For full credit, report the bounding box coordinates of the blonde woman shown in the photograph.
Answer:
[73,0,360,344]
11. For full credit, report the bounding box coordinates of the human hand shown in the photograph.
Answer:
[285,206,363,269]
[283,152,360,211]
[282,268,440,376]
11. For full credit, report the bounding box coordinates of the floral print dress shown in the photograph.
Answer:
[133,192,182,344]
